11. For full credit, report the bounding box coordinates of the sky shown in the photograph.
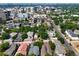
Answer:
[0,0,79,3]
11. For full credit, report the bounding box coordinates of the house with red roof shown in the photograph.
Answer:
[15,43,28,56]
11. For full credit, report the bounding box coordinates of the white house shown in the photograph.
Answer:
[65,30,79,41]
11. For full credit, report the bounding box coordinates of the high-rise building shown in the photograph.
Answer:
[0,9,6,24]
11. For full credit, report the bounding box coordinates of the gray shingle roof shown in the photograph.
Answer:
[14,33,22,42]
[28,45,39,56]
[4,44,17,56]
[67,30,78,37]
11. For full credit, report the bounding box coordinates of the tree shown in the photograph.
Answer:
[39,32,48,39]
[34,40,43,49]
[12,34,17,40]
[11,28,19,32]
[37,24,48,39]
[38,24,48,32]
[48,40,56,55]
[65,50,75,56]
[19,26,32,33]
[2,32,10,40]
[58,37,65,44]
[32,25,38,33]
[59,17,63,22]
[21,33,28,40]
[4,29,12,33]
[56,31,65,44]
[0,42,9,52]
[52,17,59,25]
[60,21,78,33]
[19,26,25,32]
[49,40,56,51]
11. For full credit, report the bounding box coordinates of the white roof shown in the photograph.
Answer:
[27,31,33,37]
[10,32,17,37]
[65,30,79,40]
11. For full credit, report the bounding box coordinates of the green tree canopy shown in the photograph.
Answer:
[49,40,56,51]
[38,24,48,39]
[19,26,32,33]
[60,21,79,33]
[0,42,9,52]
[21,33,28,40]
[34,40,43,49]
[38,32,48,39]
[2,32,10,40]
[12,34,17,40]
[58,37,65,44]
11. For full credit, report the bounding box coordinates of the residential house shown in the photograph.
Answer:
[71,41,79,56]
[13,33,22,42]
[24,31,34,41]
[65,30,79,41]
[15,43,28,56]
[28,44,39,56]
[41,42,52,56]
[4,44,18,56]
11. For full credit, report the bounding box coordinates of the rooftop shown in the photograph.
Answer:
[28,44,39,56]
[66,30,78,37]
[4,44,17,56]
[71,41,79,53]
[16,43,28,55]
